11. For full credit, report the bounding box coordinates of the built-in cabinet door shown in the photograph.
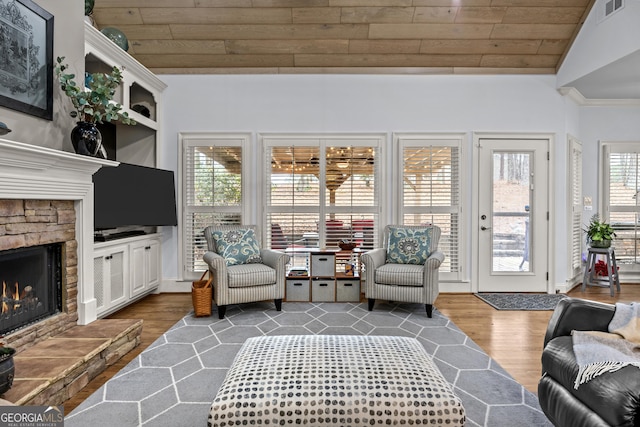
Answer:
[131,239,160,297]
[94,244,129,315]
[146,240,160,288]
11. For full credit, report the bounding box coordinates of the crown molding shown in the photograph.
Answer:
[558,87,640,107]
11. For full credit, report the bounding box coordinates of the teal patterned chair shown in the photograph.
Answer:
[361,225,444,318]
[203,225,289,319]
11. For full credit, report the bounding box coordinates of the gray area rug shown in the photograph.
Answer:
[66,302,551,427]
[476,293,568,311]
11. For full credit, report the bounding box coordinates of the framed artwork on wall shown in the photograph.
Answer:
[0,0,54,120]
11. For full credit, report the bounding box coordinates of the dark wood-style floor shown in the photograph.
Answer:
[63,284,640,413]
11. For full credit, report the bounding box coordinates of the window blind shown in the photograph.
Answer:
[263,136,380,252]
[569,138,583,279]
[398,138,462,280]
[183,139,244,277]
[606,145,640,266]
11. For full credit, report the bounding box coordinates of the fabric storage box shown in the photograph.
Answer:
[310,253,335,277]
[286,278,310,301]
[311,278,335,302]
[336,278,360,302]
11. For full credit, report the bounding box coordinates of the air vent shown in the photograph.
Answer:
[605,0,623,17]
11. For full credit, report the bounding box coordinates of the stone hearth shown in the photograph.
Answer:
[1,319,142,406]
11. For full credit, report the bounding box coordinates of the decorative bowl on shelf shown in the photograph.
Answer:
[339,241,357,250]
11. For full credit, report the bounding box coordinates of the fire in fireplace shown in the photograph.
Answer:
[0,244,62,336]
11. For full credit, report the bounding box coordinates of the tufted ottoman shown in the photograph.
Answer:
[208,335,465,426]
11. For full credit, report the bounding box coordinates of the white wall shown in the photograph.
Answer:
[159,73,577,291]
[557,0,640,87]
[580,105,640,214]
[0,0,84,152]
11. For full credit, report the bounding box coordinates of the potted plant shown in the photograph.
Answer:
[584,214,617,248]
[0,337,15,395]
[54,56,136,158]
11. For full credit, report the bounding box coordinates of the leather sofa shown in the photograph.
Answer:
[538,297,640,427]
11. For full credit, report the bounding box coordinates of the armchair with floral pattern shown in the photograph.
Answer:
[361,225,444,317]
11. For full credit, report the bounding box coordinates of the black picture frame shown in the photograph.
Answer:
[0,0,54,120]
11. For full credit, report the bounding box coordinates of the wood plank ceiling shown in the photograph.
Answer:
[90,0,595,75]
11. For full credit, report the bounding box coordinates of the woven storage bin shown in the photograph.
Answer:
[192,270,212,317]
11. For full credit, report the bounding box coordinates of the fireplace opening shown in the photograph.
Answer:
[0,244,63,336]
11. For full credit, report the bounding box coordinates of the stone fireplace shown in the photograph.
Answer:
[0,139,115,353]
[0,239,63,336]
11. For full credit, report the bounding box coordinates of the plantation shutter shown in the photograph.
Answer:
[182,136,245,278]
[263,135,381,254]
[569,137,583,280]
[323,142,379,249]
[397,136,462,281]
[265,143,322,251]
[604,143,640,267]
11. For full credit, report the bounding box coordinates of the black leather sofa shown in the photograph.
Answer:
[538,297,640,427]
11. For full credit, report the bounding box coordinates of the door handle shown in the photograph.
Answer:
[481,226,491,231]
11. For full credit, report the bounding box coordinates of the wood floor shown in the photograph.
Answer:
[63,284,640,414]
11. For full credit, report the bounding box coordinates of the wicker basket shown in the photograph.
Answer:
[192,270,213,317]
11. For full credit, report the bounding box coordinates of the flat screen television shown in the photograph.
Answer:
[93,163,178,231]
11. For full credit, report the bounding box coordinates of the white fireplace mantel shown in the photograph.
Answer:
[0,138,118,325]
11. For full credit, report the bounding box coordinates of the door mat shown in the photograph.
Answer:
[475,293,567,311]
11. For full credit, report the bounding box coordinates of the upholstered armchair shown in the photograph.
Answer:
[361,225,444,318]
[203,225,290,319]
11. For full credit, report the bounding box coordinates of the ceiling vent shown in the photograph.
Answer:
[604,0,624,17]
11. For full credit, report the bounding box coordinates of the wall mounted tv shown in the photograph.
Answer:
[93,163,178,231]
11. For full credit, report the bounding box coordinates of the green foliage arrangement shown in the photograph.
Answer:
[54,56,136,125]
[0,336,15,362]
[584,214,616,244]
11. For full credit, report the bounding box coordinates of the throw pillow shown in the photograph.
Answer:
[386,227,432,265]
[211,228,262,266]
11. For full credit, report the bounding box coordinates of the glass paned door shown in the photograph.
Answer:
[477,138,548,292]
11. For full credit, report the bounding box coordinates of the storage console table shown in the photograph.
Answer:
[285,249,362,303]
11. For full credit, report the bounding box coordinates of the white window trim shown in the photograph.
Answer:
[178,132,251,280]
[393,132,468,283]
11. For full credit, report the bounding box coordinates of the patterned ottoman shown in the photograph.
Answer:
[208,335,465,426]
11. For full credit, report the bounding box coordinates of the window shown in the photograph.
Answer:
[568,136,583,282]
[181,134,248,277]
[602,142,640,272]
[395,134,463,280]
[262,135,382,259]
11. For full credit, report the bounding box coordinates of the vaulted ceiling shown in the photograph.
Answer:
[90,0,595,75]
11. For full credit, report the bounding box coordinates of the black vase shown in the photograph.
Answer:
[71,121,106,158]
[0,353,15,395]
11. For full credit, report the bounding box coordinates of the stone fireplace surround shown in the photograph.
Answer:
[0,200,72,348]
[0,139,115,352]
